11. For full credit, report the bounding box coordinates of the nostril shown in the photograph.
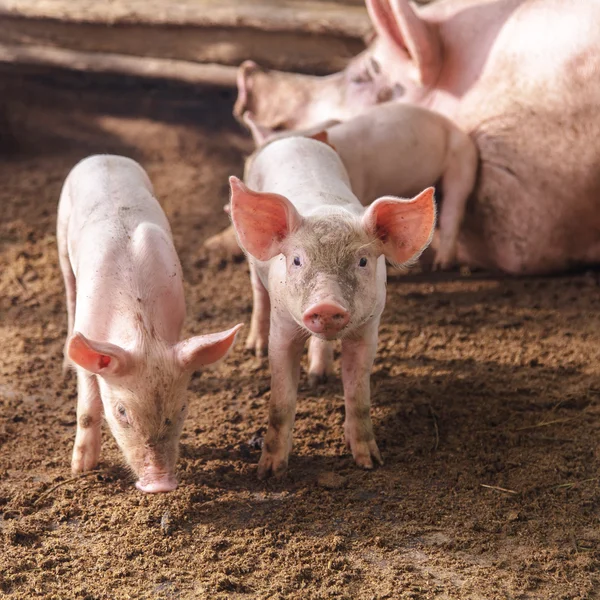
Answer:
[302,302,350,334]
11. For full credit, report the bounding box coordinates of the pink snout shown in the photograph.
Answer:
[136,473,178,494]
[303,301,350,336]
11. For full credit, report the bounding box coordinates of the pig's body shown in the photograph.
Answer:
[57,155,241,492]
[230,137,435,478]
[61,157,184,351]
[235,0,600,275]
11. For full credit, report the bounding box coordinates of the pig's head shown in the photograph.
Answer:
[229,176,435,339]
[234,0,441,131]
[66,324,242,493]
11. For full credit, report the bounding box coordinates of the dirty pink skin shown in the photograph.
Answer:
[57,155,242,493]
[243,104,478,269]
[229,137,436,478]
[234,0,600,275]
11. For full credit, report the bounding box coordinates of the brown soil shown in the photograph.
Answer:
[1,69,599,599]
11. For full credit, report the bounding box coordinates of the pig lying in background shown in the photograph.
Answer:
[57,155,242,493]
[229,136,435,477]
[233,0,600,275]
[209,102,477,269]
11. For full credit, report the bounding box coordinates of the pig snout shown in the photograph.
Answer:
[136,468,178,494]
[302,300,350,336]
[135,448,178,493]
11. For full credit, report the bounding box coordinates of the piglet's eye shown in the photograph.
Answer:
[359,257,368,267]
[116,404,129,426]
[293,256,302,267]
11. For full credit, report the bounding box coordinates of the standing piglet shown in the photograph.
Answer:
[229,137,435,478]
[57,155,242,493]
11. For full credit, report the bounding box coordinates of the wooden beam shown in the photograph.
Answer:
[0,43,239,87]
[0,0,371,37]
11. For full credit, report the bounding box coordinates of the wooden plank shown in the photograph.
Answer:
[0,18,365,73]
[0,43,239,86]
[0,0,437,78]
[0,0,371,37]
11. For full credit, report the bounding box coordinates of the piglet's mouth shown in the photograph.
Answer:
[136,473,178,494]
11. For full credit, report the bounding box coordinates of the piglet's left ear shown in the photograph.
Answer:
[362,187,436,266]
[176,324,243,372]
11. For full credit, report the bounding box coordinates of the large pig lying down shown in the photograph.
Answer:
[210,103,477,269]
[229,136,435,478]
[57,155,242,493]
[233,0,600,275]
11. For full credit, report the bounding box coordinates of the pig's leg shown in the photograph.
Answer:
[203,224,243,260]
[434,132,479,270]
[307,336,335,387]
[341,320,383,469]
[57,227,76,374]
[71,368,103,473]
[258,322,305,479]
[246,262,271,358]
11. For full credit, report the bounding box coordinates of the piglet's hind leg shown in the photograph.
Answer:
[307,336,335,387]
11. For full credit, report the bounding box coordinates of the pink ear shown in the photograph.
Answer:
[67,332,131,376]
[366,0,441,86]
[234,60,259,119]
[229,176,302,261]
[363,187,436,266]
[308,130,337,152]
[176,324,243,371]
[243,111,275,147]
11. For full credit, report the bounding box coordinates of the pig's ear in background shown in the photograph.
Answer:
[234,60,259,120]
[176,324,243,371]
[67,332,132,377]
[243,111,275,147]
[229,176,303,261]
[309,130,337,152]
[363,187,436,266]
[366,0,441,86]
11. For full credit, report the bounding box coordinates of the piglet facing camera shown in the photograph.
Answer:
[229,136,435,478]
[57,154,242,492]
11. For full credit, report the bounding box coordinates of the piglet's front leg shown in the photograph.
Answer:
[71,369,103,473]
[341,320,383,470]
[257,319,305,480]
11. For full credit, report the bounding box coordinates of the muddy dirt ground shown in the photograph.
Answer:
[0,69,599,599]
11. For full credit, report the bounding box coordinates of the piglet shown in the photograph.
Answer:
[229,136,435,478]
[57,155,242,493]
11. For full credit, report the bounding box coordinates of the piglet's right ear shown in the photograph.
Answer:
[229,176,302,261]
[67,332,131,377]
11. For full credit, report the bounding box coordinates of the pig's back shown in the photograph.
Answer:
[64,155,170,265]
[331,104,451,204]
[248,137,359,215]
[63,155,185,344]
